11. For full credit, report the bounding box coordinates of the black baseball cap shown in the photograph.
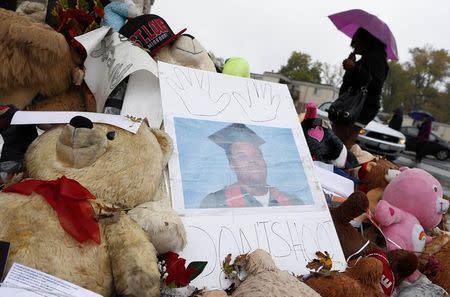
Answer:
[209,123,265,151]
[119,14,186,56]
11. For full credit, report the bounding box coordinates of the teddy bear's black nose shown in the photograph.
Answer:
[70,116,93,129]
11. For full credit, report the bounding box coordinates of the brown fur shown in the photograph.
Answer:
[0,121,185,296]
[362,159,399,192]
[24,86,88,112]
[418,234,450,292]
[306,257,385,297]
[387,249,418,284]
[330,192,379,258]
[0,8,73,99]
[0,8,92,112]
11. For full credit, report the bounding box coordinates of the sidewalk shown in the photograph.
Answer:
[396,156,450,197]
[396,156,450,179]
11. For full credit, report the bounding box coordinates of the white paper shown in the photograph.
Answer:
[0,263,102,297]
[158,62,346,288]
[314,165,354,198]
[121,70,163,128]
[75,27,159,120]
[11,111,142,134]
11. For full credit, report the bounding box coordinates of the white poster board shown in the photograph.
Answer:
[75,27,162,128]
[158,62,346,288]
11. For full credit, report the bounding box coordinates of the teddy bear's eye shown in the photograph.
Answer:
[433,185,438,192]
[107,131,116,140]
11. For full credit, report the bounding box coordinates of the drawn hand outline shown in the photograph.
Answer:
[166,67,231,116]
[233,81,281,122]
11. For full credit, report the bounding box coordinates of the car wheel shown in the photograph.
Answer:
[436,150,449,161]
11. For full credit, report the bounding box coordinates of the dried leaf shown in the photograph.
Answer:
[306,259,323,272]
[222,254,233,276]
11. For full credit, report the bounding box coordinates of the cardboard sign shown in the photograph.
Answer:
[158,62,346,288]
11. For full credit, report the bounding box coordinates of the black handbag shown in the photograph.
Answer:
[328,82,370,125]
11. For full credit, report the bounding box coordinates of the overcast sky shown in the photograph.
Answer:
[152,0,450,74]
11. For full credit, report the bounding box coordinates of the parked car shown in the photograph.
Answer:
[401,126,450,160]
[317,102,406,158]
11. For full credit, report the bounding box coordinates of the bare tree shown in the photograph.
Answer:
[321,63,344,87]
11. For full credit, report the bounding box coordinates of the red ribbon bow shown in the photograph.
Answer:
[3,176,100,244]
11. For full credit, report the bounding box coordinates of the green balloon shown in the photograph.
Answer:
[222,57,250,78]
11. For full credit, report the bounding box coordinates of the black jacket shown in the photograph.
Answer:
[339,49,389,125]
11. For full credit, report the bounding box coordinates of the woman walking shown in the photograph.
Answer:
[331,28,389,149]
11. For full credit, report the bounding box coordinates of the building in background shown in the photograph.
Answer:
[251,71,339,114]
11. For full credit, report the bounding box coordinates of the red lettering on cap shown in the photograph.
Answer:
[149,19,162,36]
[143,21,157,40]
[155,18,169,33]
[130,35,143,48]
[133,28,150,44]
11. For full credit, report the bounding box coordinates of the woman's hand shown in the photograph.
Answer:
[342,52,356,70]
[342,58,356,70]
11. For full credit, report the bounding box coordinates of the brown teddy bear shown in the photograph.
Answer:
[0,116,186,296]
[350,157,400,228]
[305,249,418,297]
[330,191,380,258]
[0,8,93,112]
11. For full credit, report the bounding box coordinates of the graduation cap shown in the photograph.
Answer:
[208,123,265,151]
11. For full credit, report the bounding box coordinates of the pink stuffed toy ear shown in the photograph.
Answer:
[399,166,409,172]
[374,200,404,227]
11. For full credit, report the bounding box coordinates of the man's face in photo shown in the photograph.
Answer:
[228,142,267,186]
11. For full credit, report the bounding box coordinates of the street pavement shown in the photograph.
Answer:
[395,151,450,195]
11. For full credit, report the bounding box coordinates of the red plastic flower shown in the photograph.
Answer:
[162,252,196,288]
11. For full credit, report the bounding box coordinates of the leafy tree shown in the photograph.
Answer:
[381,46,450,123]
[406,45,450,110]
[426,85,450,123]
[279,51,322,83]
[381,61,414,112]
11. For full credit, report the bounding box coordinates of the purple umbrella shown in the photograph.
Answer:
[328,9,399,60]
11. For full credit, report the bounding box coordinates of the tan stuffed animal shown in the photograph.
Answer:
[0,116,186,297]
[155,34,217,72]
[0,8,92,112]
[201,249,321,297]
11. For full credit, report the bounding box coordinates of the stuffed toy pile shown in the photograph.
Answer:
[305,249,418,297]
[0,116,186,297]
[373,168,449,293]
